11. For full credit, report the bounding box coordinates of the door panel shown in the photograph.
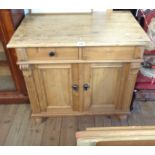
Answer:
[34,64,74,113]
[83,63,130,112]
[43,67,71,107]
[92,64,121,106]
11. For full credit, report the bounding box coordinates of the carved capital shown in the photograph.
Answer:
[131,63,141,69]
[130,62,141,75]
[19,64,30,70]
[19,64,32,77]
[130,68,139,75]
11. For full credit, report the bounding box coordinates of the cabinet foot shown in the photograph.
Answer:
[33,117,43,123]
[119,115,128,120]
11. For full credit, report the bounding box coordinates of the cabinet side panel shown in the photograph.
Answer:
[33,67,47,112]
[21,66,40,113]
[115,63,130,109]
[122,63,140,110]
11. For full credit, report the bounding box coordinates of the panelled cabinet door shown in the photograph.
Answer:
[82,63,131,113]
[33,64,79,115]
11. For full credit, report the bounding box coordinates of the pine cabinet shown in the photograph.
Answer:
[7,12,150,120]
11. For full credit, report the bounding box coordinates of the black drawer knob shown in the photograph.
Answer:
[49,51,56,57]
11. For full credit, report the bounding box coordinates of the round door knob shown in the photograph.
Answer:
[72,84,79,91]
[49,51,56,57]
[83,83,90,91]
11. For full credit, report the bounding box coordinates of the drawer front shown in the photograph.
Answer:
[27,47,79,60]
[82,47,136,60]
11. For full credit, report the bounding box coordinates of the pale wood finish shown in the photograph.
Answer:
[7,12,150,119]
[16,57,143,117]
[34,64,74,113]
[27,48,78,60]
[17,59,144,64]
[72,64,80,111]
[96,140,155,146]
[82,47,138,60]
[122,63,140,111]
[18,46,143,61]
[7,12,150,48]
[76,126,155,146]
[22,66,40,113]
[16,48,28,61]
[82,63,131,113]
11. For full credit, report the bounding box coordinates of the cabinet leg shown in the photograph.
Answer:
[33,117,43,124]
[119,115,128,120]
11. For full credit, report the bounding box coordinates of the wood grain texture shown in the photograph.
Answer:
[0,101,155,145]
[94,115,112,127]
[22,119,45,146]
[122,63,140,111]
[4,104,30,145]
[7,12,150,48]
[76,126,155,146]
[27,48,78,60]
[22,67,40,113]
[82,47,135,60]
[7,12,150,118]
[16,48,28,61]
[0,104,18,145]
[78,116,95,131]
[41,117,62,146]
[60,117,78,146]
[83,63,130,113]
[72,64,80,111]
[34,64,74,113]
[96,140,155,146]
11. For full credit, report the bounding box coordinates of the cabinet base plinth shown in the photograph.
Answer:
[33,117,43,124]
[31,111,130,118]
[118,115,128,120]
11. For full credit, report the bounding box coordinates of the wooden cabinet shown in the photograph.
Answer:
[7,12,150,119]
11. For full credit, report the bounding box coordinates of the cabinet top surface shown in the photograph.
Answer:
[7,12,150,48]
